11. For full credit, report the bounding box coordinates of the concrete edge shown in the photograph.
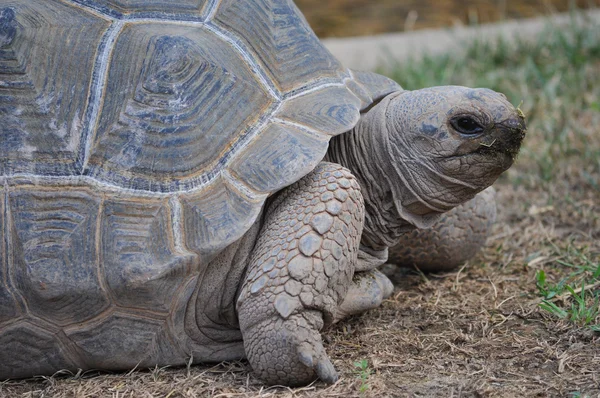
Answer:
[322,9,600,71]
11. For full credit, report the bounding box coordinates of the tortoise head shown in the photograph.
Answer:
[376,86,526,216]
[325,85,525,248]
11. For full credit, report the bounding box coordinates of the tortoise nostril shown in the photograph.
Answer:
[503,116,526,132]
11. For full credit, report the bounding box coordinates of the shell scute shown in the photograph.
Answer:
[229,122,328,193]
[0,321,77,379]
[181,177,264,261]
[65,312,171,370]
[0,2,110,176]
[275,86,361,136]
[86,23,273,191]
[214,0,345,93]
[8,187,110,326]
[101,197,198,312]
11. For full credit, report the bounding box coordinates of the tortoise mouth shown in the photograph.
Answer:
[475,128,525,160]
[465,113,526,162]
[437,121,525,179]
[490,118,527,160]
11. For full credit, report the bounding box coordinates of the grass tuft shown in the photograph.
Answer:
[353,359,372,394]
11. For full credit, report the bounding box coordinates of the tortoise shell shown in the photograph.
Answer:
[0,0,400,377]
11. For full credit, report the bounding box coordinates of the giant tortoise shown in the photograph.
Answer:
[0,0,525,386]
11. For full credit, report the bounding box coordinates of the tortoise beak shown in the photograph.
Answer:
[500,114,526,133]
[498,113,527,159]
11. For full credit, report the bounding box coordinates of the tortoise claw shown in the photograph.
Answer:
[298,341,338,384]
[315,356,339,384]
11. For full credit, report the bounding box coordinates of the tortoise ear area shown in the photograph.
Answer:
[346,70,402,113]
[360,95,385,114]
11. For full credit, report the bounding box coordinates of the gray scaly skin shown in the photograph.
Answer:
[388,186,497,272]
[238,86,525,385]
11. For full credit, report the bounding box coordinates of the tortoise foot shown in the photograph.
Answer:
[334,269,394,322]
[241,311,337,386]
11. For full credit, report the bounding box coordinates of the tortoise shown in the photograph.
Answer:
[0,0,525,386]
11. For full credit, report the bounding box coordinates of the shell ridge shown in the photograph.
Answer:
[62,1,217,22]
[2,184,28,318]
[283,81,346,101]
[2,184,7,292]
[167,196,194,257]
[120,14,205,22]
[205,21,281,101]
[113,17,205,25]
[203,0,221,21]
[2,174,173,197]
[346,68,403,108]
[62,307,115,334]
[61,0,121,20]
[221,170,266,202]
[1,184,23,325]
[270,117,330,140]
[93,198,117,306]
[79,20,125,174]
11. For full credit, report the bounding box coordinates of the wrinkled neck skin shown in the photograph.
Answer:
[325,127,414,251]
[326,92,479,251]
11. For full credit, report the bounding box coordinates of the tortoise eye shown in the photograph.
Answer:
[451,116,484,135]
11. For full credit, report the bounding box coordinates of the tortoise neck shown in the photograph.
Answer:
[326,93,450,250]
[325,112,416,251]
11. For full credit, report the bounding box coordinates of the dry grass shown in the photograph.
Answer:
[2,11,599,398]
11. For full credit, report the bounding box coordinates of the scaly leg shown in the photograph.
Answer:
[237,162,364,386]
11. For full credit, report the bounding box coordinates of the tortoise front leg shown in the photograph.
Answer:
[237,162,364,386]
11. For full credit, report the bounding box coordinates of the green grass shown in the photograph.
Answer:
[535,243,600,329]
[353,359,372,394]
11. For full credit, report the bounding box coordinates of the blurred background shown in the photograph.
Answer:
[296,0,599,37]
